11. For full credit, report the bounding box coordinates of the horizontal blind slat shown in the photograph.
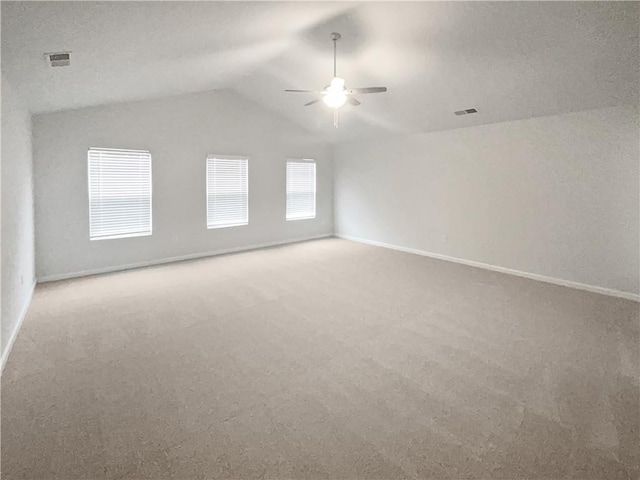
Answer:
[286,160,316,220]
[88,148,153,240]
[206,157,249,229]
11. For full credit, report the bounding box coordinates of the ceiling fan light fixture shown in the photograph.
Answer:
[330,76,345,89]
[284,33,387,124]
[322,76,347,108]
[322,91,347,108]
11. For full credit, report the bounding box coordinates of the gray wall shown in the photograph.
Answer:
[334,105,639,296]
[33,89,333,280]
[1,74,35,360]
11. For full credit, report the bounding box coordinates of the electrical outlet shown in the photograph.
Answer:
[20,275,24,286]
[441,234,448,242]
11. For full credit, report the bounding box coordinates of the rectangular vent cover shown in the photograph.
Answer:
[455,108,479,116]
[45,52,71,67]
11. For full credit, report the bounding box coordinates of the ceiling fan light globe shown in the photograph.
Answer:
[322,91,347,108]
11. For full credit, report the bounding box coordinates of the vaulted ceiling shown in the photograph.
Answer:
[2,1,638,142]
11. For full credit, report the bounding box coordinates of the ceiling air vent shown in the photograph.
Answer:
[454,108,479,116]
[44,52,71,67]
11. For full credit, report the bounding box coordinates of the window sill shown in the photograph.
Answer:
[90,231,152,241]
[207,222,249,230]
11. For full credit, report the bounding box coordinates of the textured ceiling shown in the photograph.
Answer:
[2,1,638,142]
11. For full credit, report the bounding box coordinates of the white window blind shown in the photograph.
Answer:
[206,155,249,229]
[286,159,316,220]
[88,148,152,241]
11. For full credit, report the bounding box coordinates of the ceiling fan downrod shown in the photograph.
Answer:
[331,32,342,128]
[331,32,341,78]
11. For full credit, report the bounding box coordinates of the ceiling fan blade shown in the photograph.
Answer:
[304,99,321,107]
[347,96,361,106]
[285,89,321,93]
[348,87,387,95]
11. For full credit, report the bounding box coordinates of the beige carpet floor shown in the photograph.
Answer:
[2,238,639,479]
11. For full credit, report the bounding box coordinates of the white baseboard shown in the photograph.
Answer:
[1,280,36,374]
[38,234,333,283]
[336,233,640,302]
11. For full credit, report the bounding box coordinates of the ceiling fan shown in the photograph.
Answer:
[285,32,387,128]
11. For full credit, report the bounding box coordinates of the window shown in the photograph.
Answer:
[206,155,249,229]
[286,159,316,220]
[88,148,152,240]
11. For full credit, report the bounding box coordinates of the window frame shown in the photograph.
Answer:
[286,158,316,221]
[205,154,250,230]
[87,147,153,241]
